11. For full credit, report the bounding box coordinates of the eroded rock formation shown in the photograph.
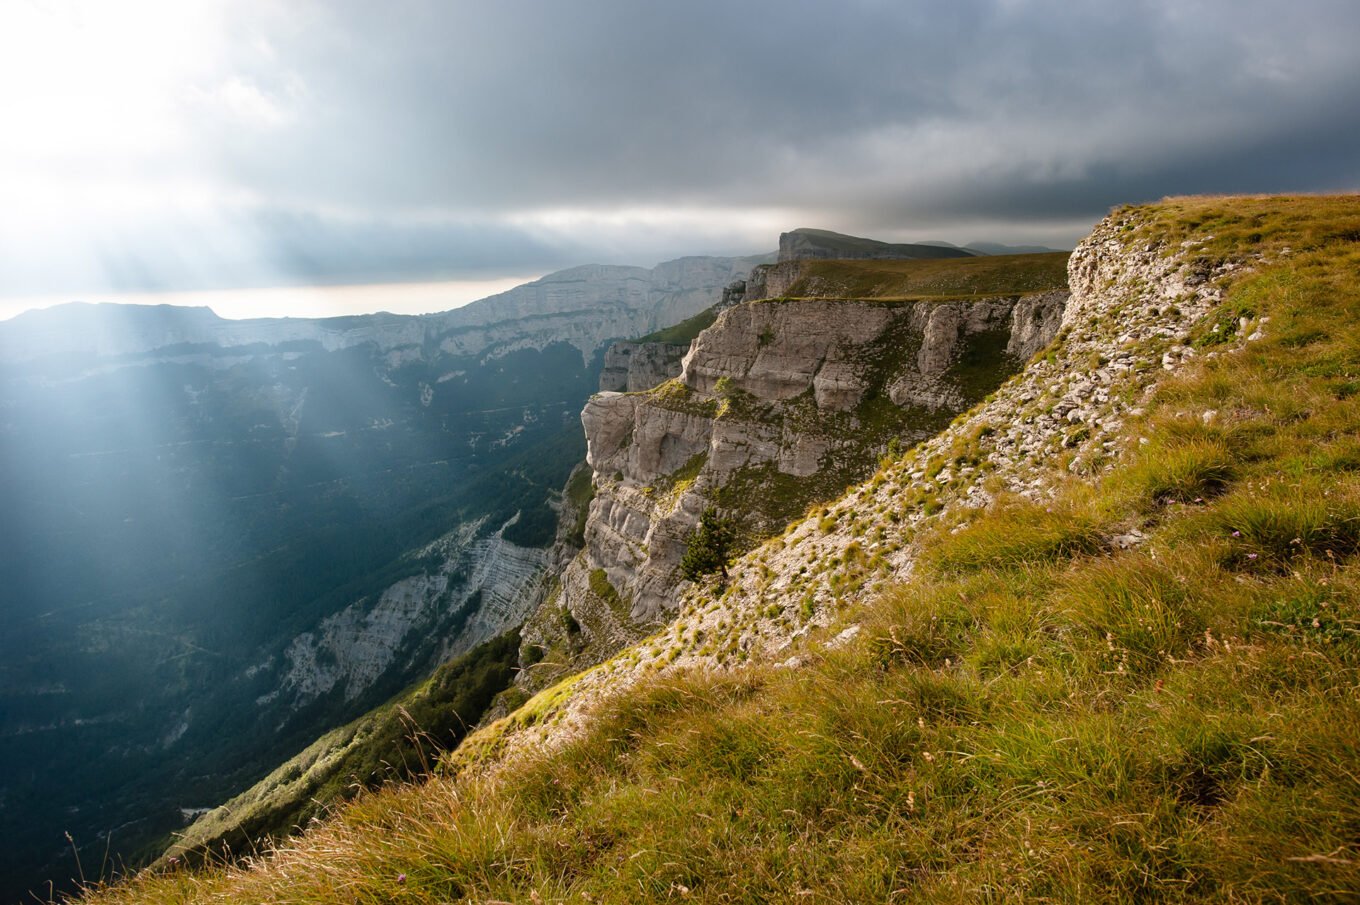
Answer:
[550,289,1067,645]
[597,341,688,392]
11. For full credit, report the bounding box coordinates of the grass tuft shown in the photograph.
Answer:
[926,495,1105,573]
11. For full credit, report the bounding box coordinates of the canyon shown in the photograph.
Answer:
[0,252,764,897]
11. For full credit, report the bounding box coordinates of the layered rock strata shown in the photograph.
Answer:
[475,205,1258,766]
[559,290,1067,634]
[597,341,688,392]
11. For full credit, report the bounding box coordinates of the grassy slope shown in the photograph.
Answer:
[157,632,521,869]
[778,251,1069,300]
[80,196,1360,903]
[634,307,720,345]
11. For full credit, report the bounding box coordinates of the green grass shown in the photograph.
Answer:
[75,196,1360,904]
[774,251,1069,301]
[563,464,595,547]
[588,568,630,618]
[1121,193,1360,263]
[635,306,719,345]
[157,631,520,869]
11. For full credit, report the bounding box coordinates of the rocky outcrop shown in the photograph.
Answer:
[651,208,1247,666]
[257,518,549,717]
[741,260,801,302]
[563,290,1067,628]
[598,341,687,392]
[474,204,1258,773]
[719,278,748,310]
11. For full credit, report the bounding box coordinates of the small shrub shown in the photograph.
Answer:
[680,507,737,583]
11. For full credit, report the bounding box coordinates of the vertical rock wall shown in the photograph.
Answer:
[597,341,689,392]
[554,290,1068,644]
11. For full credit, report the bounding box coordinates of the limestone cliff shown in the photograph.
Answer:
[597,340,687,392]
[472,201,1262,775]
[544,289,1066,659]
[255,518,548,719]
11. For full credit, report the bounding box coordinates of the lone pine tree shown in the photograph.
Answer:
[680,506,736,582]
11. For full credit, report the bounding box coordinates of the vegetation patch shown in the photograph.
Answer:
[777,251,1069,300]
[925,494,1106,573]
[588,568,630,618]
[159,631,521,869]
[563,464,595,547]
[646,377,718,417]
[634,306,719,345]
[75,196,1360,905]
[680,507,737,584]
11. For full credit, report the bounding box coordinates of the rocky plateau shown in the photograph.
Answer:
[518,287,1067,681]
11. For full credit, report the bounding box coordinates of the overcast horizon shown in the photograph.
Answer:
[2,0,1357,320]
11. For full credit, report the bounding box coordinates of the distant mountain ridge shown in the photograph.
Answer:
[919,238,1070,256]
[0,252,767,900]
[778,227,976,262]
[0,254,769,366]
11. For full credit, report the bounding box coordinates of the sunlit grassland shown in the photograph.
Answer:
[776,251,1070,301]
[78,196,1360,903]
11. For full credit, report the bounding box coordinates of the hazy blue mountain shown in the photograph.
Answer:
[0,254,761,900]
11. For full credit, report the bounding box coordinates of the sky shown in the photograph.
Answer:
[1,0,1357,320]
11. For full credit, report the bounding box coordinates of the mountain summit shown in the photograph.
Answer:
[778,227,977,262]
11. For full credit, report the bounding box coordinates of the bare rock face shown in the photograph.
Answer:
[256,518,548,717]
[682,300,895,401]
[1006,290,1069,360]
[598,341,688,392]
[565,290,1068,626]
[741,261,804,302]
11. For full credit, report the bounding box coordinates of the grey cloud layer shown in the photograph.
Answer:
[211,0,1360,213]
[6,0,1359,296]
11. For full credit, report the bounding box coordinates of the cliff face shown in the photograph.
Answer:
[597,341,688,392]
[255,519,548,717]
[480,200,1259,778]
[551,289,1067,646]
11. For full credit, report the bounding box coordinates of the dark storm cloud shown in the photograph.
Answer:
[0,210,582,296]
[4,0,1359,300]
[206,0,1360,224]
